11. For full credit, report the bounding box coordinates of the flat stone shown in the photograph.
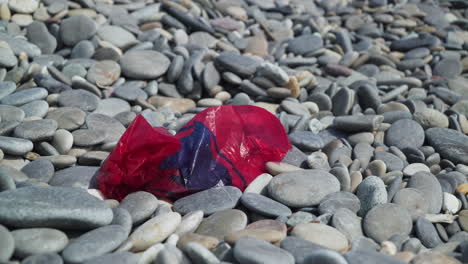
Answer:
[174,210,204,236]
[1,88,48,106]
[46,107,86,130]
[120,50,170,79]
[183,242,219,264]
[20,100,49,118]
[407,171,443,214]
[0,82,16,100]
[426,127,468,165]
[411,252,460,264]
[318,191,360,215]
[0,105,24,122]
[177,232,219,251]
[0,225,14,262]
[434,58,462,79]
[72,129,106,147]
[21,253,63,264]
[87,60,121,86]
[291,223,349,251]
[304,249,348,264]
[268,170,340,208]
[0,167,15,191]
[413,109,449,129]
[345,250,406,264]
[173,186,242,216]
[126,212,181,252]
[82,252,139,264]
[240,192,292,217]
[0,186,113,229]
[13,119,57,142]
[0,136,33,155]
[26,21,56,54]
[244,173,272,195]
[363,203,413,243]
[287,34,323,55]
[85,113,125,143]
[233,237,294,264]
[21,159,54,183]
[374,151,404,172]
[196,209,247,240]
[58,89,99,112]
[49,166,99,189]
[11,228,68,258]
[415,217,443,248]
[97,25,137,49]
[392,188,429,221]
[385,119,425,149]
[403,163,430,177]
[280,236,327,264]
[214,52,260,78]
[59,15,97,46]
[288,131,324,152]
[118,191,158,225]
[331,208,364,242]
[51,129,73,154]
[0,41,17,68]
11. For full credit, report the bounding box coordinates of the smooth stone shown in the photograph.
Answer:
[413,109,449,129]
[288,131,324,152]
[20,100,49,118]
[374,152,404,172]
[13,119,57,142]
[268,170,340,208]
[110,207,132,237]
[46,107,86,130]
[426,127,468,165]
[280,236,327,264]
[244,173,272,195]
[21,253,63,264]
[333,115,383,132]
[414,217,443,248]
[266,162,302,176]
[85,113,125,143]
[58,89,99,112]
[291,223,349,251]
[303,249,348,264]
[183,242,219,264]
[0,225,14,262]
[97,25,137,49]
[59,15,96,46]
[174,210,204,236]
[0,165,27,182]
[0,105,24,122]
[155,244,190,264]
[120,50,170,79]
[434,58,462,79]
[71,129,106,147]
[118,191,158,225]
[11,228,68,258]
[214,52,260,78]
[177,233,219,251]
[356,176,387,216]
[287,34,323,55]
[332,87,355,116]
[392,188,429,221]
[286,211,316,227]
[0,42,17,68]
[26,21,56,54]
[233,237,294,264]
[0,186,112,229]
[0,167,15,191]
[403,163,430,177]
[173,186,242,216]
[20,159,54,183]
[0,136,33,155]
[331,208,364,242]
[62,225,128,264]
[51,129,73,154]
[385,119,425,149]
[0,81,16,100]
[126,212,181,252]
[363,203,413,243]
[113,83,148,102]
[82,252,139,264]
[319,191,360,215]
[1,88,48,106]
[344,250,405,264]
[196,209,247,240]
[407,171,443,214]
[71,40,95,59]
[443,192,461,214]
[86,60,121,86]
[240,192,292,217]
[49,166,98,189]
[367,160,387,177]
[411,252,460,264]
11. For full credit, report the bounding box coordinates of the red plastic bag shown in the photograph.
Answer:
[97,105,291,201]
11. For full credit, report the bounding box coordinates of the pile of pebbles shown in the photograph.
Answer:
[1,0,468,263]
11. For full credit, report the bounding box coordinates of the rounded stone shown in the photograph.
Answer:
[1,88,48,106]
[240,192,292,218]
[21,253,63,264]
[392,188,429,221]
[59,15,97,46]
[414,217,443,248]
[49,166,99,189]
[303,249,348,264]
[118,191,158,225]
[403,163,431,177]
[93,98,131,117]
[20,159,54,183]
[51,129,73,154]
[0,186,113,229]
[183,242,220,264]
[11,228,68,258]
[385,119,425,149]
[356,176,387,216]
[318,191,361,215]
[20,100,49,118]
[407,171,443,214]
[363,203,413,243]
[291,223,349,251]
[82,252,139,264]
[434,58,462,79]
[331,208,363,242]
[174,210,204,236]
[46,107,86,130]
[196,209,247,240]
[233,237,295,264]
[120,50,170,79]
[87,60,121,86]
[173,186,242,216]
[413,109,449,129]
[268,170,341,208]
[0,105,25,122]
[0,136,33,155]
[85,113,125,143]
[0,225,14,262]
[58,89,99,112]
[71,129,106,147]
[13,119,57,142]
[97,25,137,49]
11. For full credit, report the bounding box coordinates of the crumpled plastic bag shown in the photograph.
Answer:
[96,105,291,201]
